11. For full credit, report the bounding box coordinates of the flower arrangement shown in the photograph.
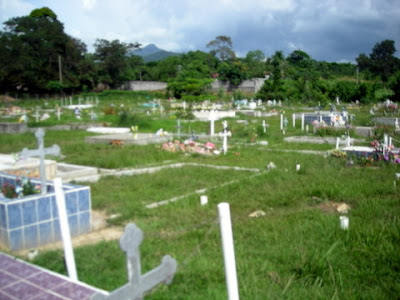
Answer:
[1,182,17,198]
[1,178,40,199]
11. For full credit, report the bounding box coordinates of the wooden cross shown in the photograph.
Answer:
[92,224,177,300]
[19,128,60,194]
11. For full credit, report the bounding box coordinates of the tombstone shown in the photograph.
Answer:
[56,107,61,121]
[92,224,176,300]
[301,114,305,131]
[292,113,296,128]
[19,114,28,123]
[40,113,50,121]
[74,107,81,119]
[280,114,283,130]
[19,129,60,194]
[283,117,288,129]
[336,96,340,105]
[90,110,98,121]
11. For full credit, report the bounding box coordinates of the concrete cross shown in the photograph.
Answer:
[91,223,177,300]
[34,108,40,123]
[19,128,60,194]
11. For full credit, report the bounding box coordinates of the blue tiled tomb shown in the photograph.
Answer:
[0,172,91,251]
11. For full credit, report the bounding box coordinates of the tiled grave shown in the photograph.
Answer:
[0,173,91,251]
[0,252,105,299]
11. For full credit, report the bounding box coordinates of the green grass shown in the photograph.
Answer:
[1,99,399,299]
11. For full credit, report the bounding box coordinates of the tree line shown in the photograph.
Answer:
[0,7,399,103]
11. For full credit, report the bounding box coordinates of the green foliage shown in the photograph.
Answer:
[94,39,140,88]
[167,77,213,99]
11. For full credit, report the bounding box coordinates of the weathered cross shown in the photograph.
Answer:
[91,223,177,300]
[19,128,60,194]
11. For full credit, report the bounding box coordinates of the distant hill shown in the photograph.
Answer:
[131,44,180,62]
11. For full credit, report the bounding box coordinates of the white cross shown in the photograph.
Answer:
[19,129,60,194]
[219,121,231,155]
[91,224,177,300]
[262,120,267,133]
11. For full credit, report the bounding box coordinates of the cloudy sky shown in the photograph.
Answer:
[1,0,399,62]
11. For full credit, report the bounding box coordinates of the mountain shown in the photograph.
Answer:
[131,44,180,62]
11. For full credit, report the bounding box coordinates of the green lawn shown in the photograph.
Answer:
[1,100,399,299]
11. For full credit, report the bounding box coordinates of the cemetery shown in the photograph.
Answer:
[0,91,399,299]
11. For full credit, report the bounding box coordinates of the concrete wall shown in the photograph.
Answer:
[122,77,269,93]
[210,77,268,94]
[121,81,167,91]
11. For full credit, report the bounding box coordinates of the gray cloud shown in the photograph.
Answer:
[1,0,399,62]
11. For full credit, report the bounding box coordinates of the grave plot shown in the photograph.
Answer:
[0,172,91,251]
[90,165,258,223]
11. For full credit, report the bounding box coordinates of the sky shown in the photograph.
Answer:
[1,0,399,63]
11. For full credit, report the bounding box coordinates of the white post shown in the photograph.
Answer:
[336,137,340,150]
[280,114,283,130]
[35,108,39,123]
[210,110,215,136]
[57,107,61,121]
[389,137,392,146]
[306,125,309,133]
[54,178,78,281]
[218,203,239,300]
[69,97,72,106]
[301,114,305,131]
[319,115,322,123]
[384,134,388,147]
[292,113,295,128]
[347,135,351,147]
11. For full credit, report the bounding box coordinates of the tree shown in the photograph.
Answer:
[94,39,140,88]
[206,35,235,61]
[0,7,88,93]
[245,50,265,78]
[356,40,400,83]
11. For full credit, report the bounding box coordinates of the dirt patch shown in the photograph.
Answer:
[318,201,351,214]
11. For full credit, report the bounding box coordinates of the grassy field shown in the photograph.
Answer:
[0,95,399,299]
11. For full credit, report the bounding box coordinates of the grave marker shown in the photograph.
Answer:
[262,120,267,133]
[209,110,216,136]
[301,114,305,131]
[19,128,60,194]
[220,121,231,155]
[91,223,177,300]
[292,113,295,128]
[34,108,40,123]
[175,119,182,139]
